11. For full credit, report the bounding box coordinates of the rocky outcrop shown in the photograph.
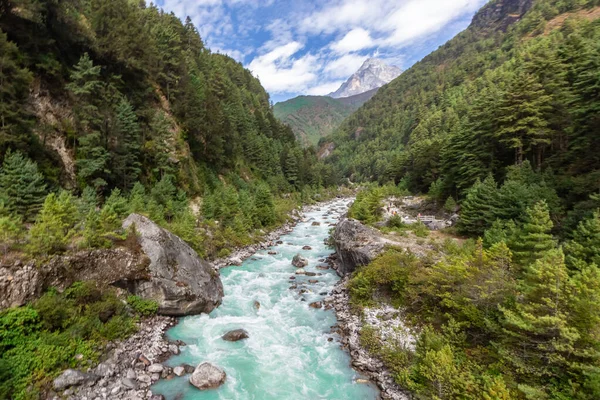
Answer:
[122,214,224,316]
[222,329,249,342]
[471,0,533,32]
[189,362,226,390]
[1,214,224,316]
[53,369,98,391]
[0,248,147,310]
[333,218,386,276]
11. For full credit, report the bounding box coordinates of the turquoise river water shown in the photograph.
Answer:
[152,199,379,400]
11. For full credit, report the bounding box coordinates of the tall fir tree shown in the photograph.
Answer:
[0,30,33,155]
[457,175,499,236]
[511,200,556,268]
[66,53,110,191]
[113,98,141,190]
[498,249,577,383]
[494,68,554,167]
[0,150,47,221]
[564,211,600,270]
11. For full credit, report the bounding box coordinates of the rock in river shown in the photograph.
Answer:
[222,329,249,342]
[292,254,308,268]
[122,214,224,316]
[189,362,226,390]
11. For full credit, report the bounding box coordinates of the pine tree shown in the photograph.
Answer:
[67,53,110,191]
[495,69,554,167]
[128,182,147,214]
[498,249,577,380]
[457,175,499,237]
[113,98,141,191]
[0,31,33,154]
[511,201,556,268]
[564,211,600,270]
[0,150,47,220]
[28,192,78,255]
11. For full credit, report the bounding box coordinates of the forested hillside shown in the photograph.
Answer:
[328,0,600,398]
[0,0,337,260]
[273,94,373,147]
[326,0,600,224]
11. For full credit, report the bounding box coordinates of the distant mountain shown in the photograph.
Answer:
[273,89,378,147]
[329,58,402,98]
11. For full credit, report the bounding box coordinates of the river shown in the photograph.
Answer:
[151,198,379,399]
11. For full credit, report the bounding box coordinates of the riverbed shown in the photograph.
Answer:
[152,199,379,400]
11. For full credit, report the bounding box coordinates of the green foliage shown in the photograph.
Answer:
[510,201,556,267]
[348,186,383,224]
[0,150,46,221]
[0,214,23,254]
[564,210,600,269]
[28,192,78,255]
[126,296,159,317]
[0,281,156,399]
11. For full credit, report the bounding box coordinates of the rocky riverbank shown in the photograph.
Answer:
[50,316,181,400]
[325,273,413,400]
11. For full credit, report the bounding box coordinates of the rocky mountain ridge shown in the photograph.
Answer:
[329,58,402,99]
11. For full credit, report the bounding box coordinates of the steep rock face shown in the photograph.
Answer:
[471,0,534,32]
[329,59,401,99]
[122,214,224,316]
[333,218,386,276]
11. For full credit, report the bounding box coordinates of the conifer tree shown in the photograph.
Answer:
[511,200,556,267]
[67,53,110,191]
[28,192,78,255]
[0,150,47,220]
[113,98,141,191]
[0,31,33,154]
[564,211,600,270]
[495,69,553,167]
[499,249,577,380]
[457,175,499,236]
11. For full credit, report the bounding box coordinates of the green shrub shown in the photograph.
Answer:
[126,295,159,316]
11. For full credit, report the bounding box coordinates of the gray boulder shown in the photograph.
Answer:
[53,369,98,390]
[189,362,226,390]
[333,218,386,276]
[222,329,249,342]
[122,214,224,316]
[292,254,308,268]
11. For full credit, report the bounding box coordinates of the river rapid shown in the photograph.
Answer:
[152,198,379,400]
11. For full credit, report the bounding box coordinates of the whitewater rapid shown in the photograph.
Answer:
[152,199,378,399]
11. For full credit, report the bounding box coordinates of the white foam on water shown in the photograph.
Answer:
[152,200,378,400]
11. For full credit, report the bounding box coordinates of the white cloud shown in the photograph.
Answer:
[324,54,369,78]
[381,0,482,46]
[248,42,318,93]
[331,28,374,54]
[306,81,345,96]
[159,0,488,99]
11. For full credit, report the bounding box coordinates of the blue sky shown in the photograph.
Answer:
[156,0,489,103]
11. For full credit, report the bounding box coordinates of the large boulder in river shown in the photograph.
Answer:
[292,254,308,268]
[333,218,386,276]
[222,329,249,341]
[122,214,224,316]
[189,362,226,390]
